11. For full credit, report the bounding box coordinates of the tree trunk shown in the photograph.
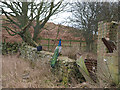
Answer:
[20,31,38,47]
[33,24,40,42]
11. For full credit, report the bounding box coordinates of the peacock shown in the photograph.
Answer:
[51,39,62,68]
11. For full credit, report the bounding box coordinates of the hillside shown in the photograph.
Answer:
[2,15,83,43]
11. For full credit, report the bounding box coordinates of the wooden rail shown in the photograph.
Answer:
[38,38,86,51]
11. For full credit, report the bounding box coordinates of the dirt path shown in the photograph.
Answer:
[2,55,64,88]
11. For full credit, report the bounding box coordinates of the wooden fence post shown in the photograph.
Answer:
[69,40,72,47]
[118,23,120,84]
[80,40,81,50]
[118,2,120,84]
[48,39,50,51]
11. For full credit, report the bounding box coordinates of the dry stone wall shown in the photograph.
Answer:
[20,43,53,61]
[19,43,84,86]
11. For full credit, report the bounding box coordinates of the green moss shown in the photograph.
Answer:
[2,42,21,55]
[51,59,84,87]
[62,75,68,87]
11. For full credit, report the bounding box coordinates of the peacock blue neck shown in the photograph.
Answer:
[58,39,61,46]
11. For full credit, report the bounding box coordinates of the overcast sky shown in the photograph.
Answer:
[48,0,119,26]
[49,11,72,26]
[49,1,72,26]
[1,0,119,26]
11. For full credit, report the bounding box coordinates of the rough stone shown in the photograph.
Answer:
[19,43,84,86]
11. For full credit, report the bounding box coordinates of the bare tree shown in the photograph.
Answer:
[1,0,66,46]
[69,2,118,52]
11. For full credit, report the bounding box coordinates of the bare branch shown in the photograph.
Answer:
[2,26,18,36]
[2,8,21,28]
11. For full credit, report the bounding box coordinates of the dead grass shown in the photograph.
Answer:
[2,54,97,88]
[1,47,97,88]
[61,45,81,60]
[61,44,97,60]
[2,54,65,88]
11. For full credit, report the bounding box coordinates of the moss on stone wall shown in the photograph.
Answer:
[2,42,21,55]
[19,43,85,86]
